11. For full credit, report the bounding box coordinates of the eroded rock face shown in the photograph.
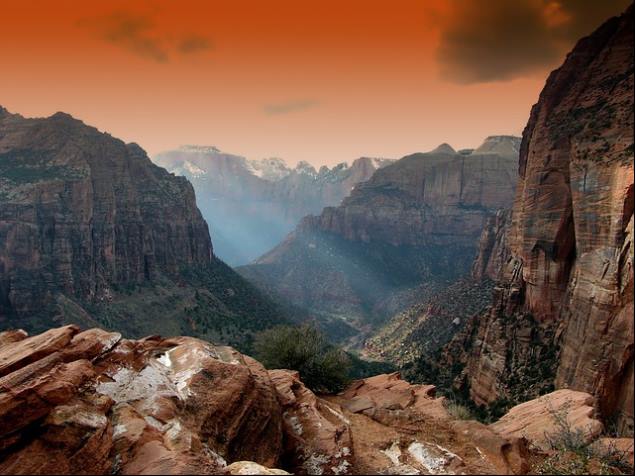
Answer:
[298,140,518,248]
[471,210,512,282]
[0,108,286,349]
[0,326,285,474]
[9,332,597,474]
[441,5,634,434]
[328,373,530,475]
[0,109,211,323]
[268,369,353,474]
[489,390,604,451]
[340,372,449,423]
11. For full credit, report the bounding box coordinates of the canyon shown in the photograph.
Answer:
[0,3,633,475]
[239,136,520,342]
[154,146,393,265]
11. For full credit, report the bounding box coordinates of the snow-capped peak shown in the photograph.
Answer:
[294,161,318,177]
[178,145,222,154]
[245,157,292,181]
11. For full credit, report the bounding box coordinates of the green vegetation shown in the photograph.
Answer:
[80,260,290,354]
[346,352,396,380]
[445,399,474,420]
[401,309,559,424]
[239,229,477,338]
[535,404,633,475]
[253,324,352,393]
[0,149,85,183]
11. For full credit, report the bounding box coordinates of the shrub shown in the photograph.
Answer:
[254,324,351,394]
[535,403,633,475]
[446,400,473,421]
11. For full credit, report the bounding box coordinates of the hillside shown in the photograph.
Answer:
[0,108,286,351]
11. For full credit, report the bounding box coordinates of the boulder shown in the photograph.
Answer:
[341,372,449,421]
[590,437,634,467]
[490,390,603,450]
[223,461,290,475]
[0,327,284,474]
[269,369,353,474]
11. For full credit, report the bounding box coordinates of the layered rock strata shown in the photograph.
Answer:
[441,5,634,434]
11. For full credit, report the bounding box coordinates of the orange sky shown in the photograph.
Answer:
[0,1,629,166]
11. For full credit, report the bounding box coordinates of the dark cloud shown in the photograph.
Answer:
[78,11,213,63]
[177,35,213,54]
[436,0,631,83]
[263,99,319,115]
[79,11,169,62]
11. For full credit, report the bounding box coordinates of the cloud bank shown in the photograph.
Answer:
[435,0,630,83]
[79,11,212,62]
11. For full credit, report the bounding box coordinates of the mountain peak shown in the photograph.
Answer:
[179,145,222,154]
[472,135,521,158]
[50,111,77,121]
[430,143,456,154]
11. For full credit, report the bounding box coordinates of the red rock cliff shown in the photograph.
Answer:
[0,109,212,322]
[452,5,634,434]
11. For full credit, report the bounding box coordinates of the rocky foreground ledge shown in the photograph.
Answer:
[0,326,632,475]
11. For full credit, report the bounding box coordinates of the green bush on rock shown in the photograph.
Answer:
[254,324,351,394]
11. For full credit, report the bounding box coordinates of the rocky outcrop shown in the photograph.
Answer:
[438,5,634,434]
[0,325,284,474]
[299,138,518,248]
[489,390,604,451]
[10,326,630,474]
[268,369,353,474]
[340,372,449,422]
[0,109,211,312]
[327,372,531,475]
[240,137,519,341]
[471,210,512,281]
[222,462,290,475]
[154,146,393,265]
[0,108,286,349]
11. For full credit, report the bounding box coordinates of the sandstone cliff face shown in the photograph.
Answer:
[240,138,519,342]
[0,108,211,314]
[154,146,393,265]
[301,140,518,247]
[0,109,284,348]
[444,6,634,434]
[471,210,512,282]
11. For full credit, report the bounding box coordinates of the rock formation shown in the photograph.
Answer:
[239,137,519,343]
[435,5,634,434]
[154,146,393,265]
[489,390,604,451]
[0,325,545,475]
[0,108,285,350]
[0,325,284,474]
[2,324,629,475]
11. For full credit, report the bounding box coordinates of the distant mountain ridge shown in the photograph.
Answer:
[154,146,393,265]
